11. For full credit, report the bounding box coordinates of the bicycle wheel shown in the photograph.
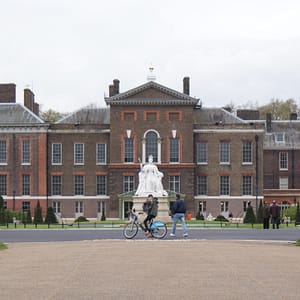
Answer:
[123,223,139,239]
[150,221,167,239]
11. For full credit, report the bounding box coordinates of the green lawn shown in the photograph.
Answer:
[0,220,299,230]
[0,242,7,250]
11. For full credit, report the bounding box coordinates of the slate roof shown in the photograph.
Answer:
[105,81,199,105]
[0,103,44,125]
[193,107,245,124]
[57,106,110,124]
[264,120,300,149]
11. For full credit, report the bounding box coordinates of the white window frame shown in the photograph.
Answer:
[96,175,107,195]
[279,152,288,170]
[142,129,161,164]
[52,143,62,165]
[242,141,252,165]
[74,175,85,195]
[279,177,288,189]
[169,138,179,163]
[196,142,208,164]
[22,140,31,165]
[220,141,230,165]
[0,140,7,165]
[275,133,285,144]
[74,143,84,165]
[124,138,134,163]
[96,143,106,165]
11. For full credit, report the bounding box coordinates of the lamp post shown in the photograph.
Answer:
[12,190,15,211]
[255,135,259,215]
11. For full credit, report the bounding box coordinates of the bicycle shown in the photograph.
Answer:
[123,210,167,239]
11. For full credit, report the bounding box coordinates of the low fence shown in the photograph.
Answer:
[1,220,299,229]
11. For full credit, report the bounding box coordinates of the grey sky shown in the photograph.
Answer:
[1,0,300,113]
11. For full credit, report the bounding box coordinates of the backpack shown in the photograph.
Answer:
[143,201,151,213]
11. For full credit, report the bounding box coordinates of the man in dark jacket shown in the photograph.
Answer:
[262,201,270,229]
[170,194,188,237]
[143,194,158,235]
[270,200,280,229]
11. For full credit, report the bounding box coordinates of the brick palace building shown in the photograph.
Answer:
[0,77,267,221]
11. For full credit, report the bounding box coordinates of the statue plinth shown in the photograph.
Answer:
[132,196,172,223]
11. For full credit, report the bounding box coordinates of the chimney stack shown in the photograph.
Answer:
[109,79,120,97]
[237,109,260,120]
[183,77,190,95]
[0,83,16,103]
[34,102,40,116]
[24,88,35,111]
[113,79,120,95]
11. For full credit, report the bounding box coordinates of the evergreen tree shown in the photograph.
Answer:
[244,205,256,224]
[256,199,263,224]
[295,202,300,224]
[44,207,58,224]
[26,209,32,224]
[0,195,5,224]
[33,201,43,224]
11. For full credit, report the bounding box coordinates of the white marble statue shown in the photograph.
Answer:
[135,155,168,197]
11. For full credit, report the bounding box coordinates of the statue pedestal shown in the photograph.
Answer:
[132,196,172,223]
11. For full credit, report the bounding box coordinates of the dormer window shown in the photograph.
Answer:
[275,133,285,144]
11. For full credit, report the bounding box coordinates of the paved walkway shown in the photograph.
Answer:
[1,240,299,300]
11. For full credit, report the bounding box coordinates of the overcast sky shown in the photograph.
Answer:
[1,0,300,113]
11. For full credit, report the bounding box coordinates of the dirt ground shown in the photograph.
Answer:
[0,240,299,300]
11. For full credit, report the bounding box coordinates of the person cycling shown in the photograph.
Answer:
[143,194,158,236]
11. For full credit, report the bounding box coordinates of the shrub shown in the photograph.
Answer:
[26,209,32,224]
[74,216,89,223]
[244,205,256,224]
[295,203,300,224]
[33,201,43,224]
[215,215,229,222]
[195,211,204,220]
[280,206,296,220]
[44,207,58,224]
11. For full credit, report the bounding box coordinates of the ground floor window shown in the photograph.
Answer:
[199,201,207,213]
[220,201,229,213]
[243,201,251,212]
[52,201,61,213]
[97,201,106,219]
[169,175,180,193]
[75,201,83,213]
[22,201,30,212]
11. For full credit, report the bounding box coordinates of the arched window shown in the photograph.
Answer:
[142,130,161,163]
[146,131,158,162]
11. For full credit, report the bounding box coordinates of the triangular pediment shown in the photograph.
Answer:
[105,81,199,106]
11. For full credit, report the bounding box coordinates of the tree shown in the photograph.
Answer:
[295,203,300,224]
[33,201,43,224]
[26,209,32,224]
[44,207,58,224]
[257,98,298,120]
[40,109,67,123]
[244,205,256,224]
[0,195,5,224]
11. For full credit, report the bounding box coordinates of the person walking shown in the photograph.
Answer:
[270,200,280,229]
[170,194,188,237]
[262,201,270,229]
